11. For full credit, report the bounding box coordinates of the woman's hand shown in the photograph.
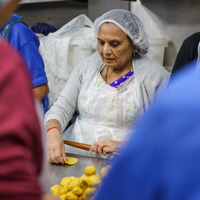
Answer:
[90,139,121,156]
[46,128,66,164]
[42,194,61,200]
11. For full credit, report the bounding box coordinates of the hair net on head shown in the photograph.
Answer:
[94,9,149,54]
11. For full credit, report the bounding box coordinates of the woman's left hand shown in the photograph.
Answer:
[90,139,121,156]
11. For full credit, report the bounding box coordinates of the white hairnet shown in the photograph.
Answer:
[94,9,149,54]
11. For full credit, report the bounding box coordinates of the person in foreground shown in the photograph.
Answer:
[45,9,169,163]
[0,1,59,199]
[95,62,200,200]
[0,13,49,113]
[0,33,60,200]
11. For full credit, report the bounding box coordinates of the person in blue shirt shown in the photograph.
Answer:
[95,62,200,200]
[0,14,49,113]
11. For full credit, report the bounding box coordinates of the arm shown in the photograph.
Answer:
[46,119,67,164]
[44,52,101,163]
[135,58,169,113]
[44,53,91,132]
[145,60,170,104]
[8,22,49,96]
[33,83,49,100]
[44,57,86,163]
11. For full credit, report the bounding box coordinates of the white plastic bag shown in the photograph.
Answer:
[39,14,97,107]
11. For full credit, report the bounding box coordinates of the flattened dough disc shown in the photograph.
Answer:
[62,157,78,165]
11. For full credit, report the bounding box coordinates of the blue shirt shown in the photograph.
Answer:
[95,63,200,200]
[8,22,49,113]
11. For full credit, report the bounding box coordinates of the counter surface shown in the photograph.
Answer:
[42,153,112,194]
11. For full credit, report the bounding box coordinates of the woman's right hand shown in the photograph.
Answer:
[46,128,67,164]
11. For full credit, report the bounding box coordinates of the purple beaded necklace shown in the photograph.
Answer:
[104,63,134,88]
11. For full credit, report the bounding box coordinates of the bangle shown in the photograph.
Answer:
[47,126,60,133]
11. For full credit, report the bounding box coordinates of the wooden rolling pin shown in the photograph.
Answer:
[63,140,92,151]
[63,140,115,155]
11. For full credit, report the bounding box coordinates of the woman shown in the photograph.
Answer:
[45,9,169,164]
[95,61,200,200]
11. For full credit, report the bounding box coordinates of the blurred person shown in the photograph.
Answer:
[0,0,59,199]
[0,26,60,200]
[44,9,169,164]
[170,32,200,77]
[95,61,200,200]
[0,13,49,113]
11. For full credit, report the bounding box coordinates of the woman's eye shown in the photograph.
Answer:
[98,40,104,45]
[111,43,119,47]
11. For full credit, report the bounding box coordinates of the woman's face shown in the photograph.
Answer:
[97,22,135,70]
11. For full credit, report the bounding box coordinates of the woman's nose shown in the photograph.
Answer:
[103,44,111,54]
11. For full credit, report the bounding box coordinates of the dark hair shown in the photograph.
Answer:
[127,35,133,45]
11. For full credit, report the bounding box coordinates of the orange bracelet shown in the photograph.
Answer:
[47,126,60,133]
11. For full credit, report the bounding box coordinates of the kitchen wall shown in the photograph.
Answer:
[131,0,200,69]
[17,1,88,29]
[88,0,129,21]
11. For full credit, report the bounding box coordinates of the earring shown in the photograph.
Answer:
[132,51,136,57]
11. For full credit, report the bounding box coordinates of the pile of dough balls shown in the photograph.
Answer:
[50,166,110,200]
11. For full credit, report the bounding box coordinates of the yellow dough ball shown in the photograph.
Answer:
[78,192,87,200]
[84,187,97,197]
[65,191,78,200]
[60,176,75,186]
[68,177,80,190]
[100,166,111,178]
[72,186,84,196]
[84,166,96,176]
[60,186,69,195]
[86,174,101,187]
[50,184,62,195]
[50,165,103,200]
[60,194,67,200]
[79,175,88,190]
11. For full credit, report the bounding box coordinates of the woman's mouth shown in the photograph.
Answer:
[104,58,114,63]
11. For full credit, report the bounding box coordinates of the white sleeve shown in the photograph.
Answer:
[144,61,170,104]
[44,52,101,132]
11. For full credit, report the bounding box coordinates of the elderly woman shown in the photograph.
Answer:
[45,9,169,164]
